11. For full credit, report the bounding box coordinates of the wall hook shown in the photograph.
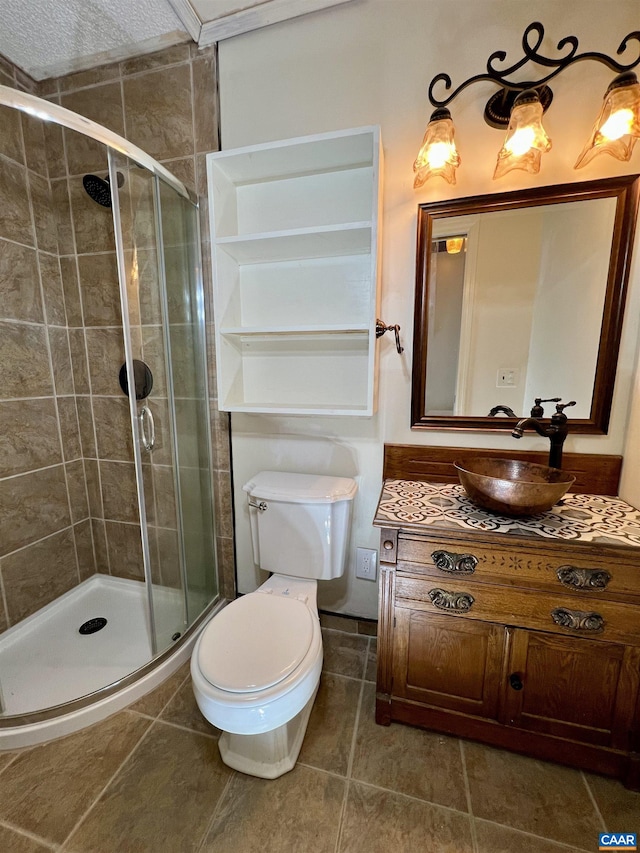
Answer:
[376,320,404,354]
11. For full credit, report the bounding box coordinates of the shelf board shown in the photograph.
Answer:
[220,324,370,336]
[220,400,372,416]
[214,222,373,263]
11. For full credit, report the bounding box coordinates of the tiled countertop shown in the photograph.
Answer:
[374,480,640,548]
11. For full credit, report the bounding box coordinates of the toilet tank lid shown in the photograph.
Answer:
[243,471,357,503]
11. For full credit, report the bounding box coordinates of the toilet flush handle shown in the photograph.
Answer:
[248,499,268,511]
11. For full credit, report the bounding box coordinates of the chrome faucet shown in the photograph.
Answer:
[512,401,576,469]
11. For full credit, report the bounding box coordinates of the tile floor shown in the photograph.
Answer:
[0,627,638,852]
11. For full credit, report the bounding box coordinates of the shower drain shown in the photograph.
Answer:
[79,617,108,635]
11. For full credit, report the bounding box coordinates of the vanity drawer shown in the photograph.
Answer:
[397,536,640,600]
[395,575,640,645]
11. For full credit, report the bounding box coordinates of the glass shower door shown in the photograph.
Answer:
[109,149,218,656]
[155,177,218,625]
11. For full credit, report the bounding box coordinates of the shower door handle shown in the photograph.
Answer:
[138,406,155,452]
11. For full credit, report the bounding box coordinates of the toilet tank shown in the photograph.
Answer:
[243,471,357,580]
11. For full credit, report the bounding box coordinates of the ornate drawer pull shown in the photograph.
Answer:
[431,550,478,574]
[551,607,605,633]
[556,566,612,590]
[428,588,475,613]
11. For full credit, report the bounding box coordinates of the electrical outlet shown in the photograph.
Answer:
[356,547,377,581]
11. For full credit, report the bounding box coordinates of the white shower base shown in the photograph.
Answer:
[0,574,220,749]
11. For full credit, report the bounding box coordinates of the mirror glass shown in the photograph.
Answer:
[411,175,639,434]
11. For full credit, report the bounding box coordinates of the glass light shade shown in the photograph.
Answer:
[413,110,461,187]
[493,95,552,180]
[574,74,640,169]
[445,237,464,254]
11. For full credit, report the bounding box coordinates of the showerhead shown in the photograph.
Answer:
[82,171,124,208]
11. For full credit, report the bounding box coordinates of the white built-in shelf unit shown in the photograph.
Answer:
[206,125,382,416]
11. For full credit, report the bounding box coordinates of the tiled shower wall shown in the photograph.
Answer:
[0,44,234,635]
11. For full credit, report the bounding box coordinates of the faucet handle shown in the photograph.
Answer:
[555,400,576,414]
[531,397,561,417]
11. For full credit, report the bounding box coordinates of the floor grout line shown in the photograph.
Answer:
[0,817,59,850]
[57,716,157,851]
[193,770,235,853]
[333,646,368,853]
[459,739,479,853]
[580,769,608,833]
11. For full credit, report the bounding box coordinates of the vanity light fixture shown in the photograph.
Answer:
[414,21,640,186]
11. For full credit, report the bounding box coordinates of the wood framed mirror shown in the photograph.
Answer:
[411,174,639,433]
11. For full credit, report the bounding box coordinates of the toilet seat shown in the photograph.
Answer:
[197,593,314,693]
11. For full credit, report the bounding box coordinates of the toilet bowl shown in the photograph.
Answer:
[191,471,357,779]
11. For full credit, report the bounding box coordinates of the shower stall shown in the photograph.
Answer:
[0,86,223,747]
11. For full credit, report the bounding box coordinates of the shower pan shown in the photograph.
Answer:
[0,85,224,747]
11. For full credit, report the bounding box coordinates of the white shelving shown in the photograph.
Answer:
[207,126,382,416]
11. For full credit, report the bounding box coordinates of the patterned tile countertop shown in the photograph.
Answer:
[374,480,640,548]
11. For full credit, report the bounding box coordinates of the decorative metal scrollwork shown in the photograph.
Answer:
[428,588,475,613]
[556,566,612,590]
[551,607,605,633]
[431,550,478,575]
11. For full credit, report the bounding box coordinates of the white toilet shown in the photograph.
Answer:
[191,470,357,779]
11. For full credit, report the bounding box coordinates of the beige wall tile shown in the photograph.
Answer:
[2,527,78,624]
[192,54,219,154]
[77,251,121,326]
[76,396,97,458]
[74,518,97,580]
[0,398,62,477]
[48,326,75,395]
[58,63,121,93]
[0,321,53,399]
[105,520,144,581]
[85,327,125,395]
[0,465,71,556]
[0,158,33,245]
[92,396,134,461]
[123,64,194,162]
[0,239,42,323]
[100,460,139,523]
[59,256,83,326]
[0,104,24,165]
[39,251,66,325]
[66,459,89,522]
[29,172,58,253]
[120,44,191,76]
[57,395,82,461]
[21,113,48,177]
[91,518,109,573]
[61,86,123,176]
[50,178,75,254]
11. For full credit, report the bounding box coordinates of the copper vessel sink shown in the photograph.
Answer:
[454,458,576,517]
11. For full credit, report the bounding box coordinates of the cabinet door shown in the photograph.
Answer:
[503,629,640,749]
[392,608,505,719]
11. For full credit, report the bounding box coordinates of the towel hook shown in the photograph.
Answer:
[376,319,404,354]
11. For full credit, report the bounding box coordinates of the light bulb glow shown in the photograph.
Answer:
[505,126,536,156]
[426,141,454,169]
[599,108,634,141]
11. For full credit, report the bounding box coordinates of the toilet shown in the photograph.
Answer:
[191,470,357,779]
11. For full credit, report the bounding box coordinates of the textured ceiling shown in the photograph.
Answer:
[0,0,188,80]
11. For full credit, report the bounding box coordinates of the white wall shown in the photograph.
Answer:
[218,0,640,618]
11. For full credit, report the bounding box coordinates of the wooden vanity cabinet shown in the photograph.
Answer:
[376,524,640,789]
